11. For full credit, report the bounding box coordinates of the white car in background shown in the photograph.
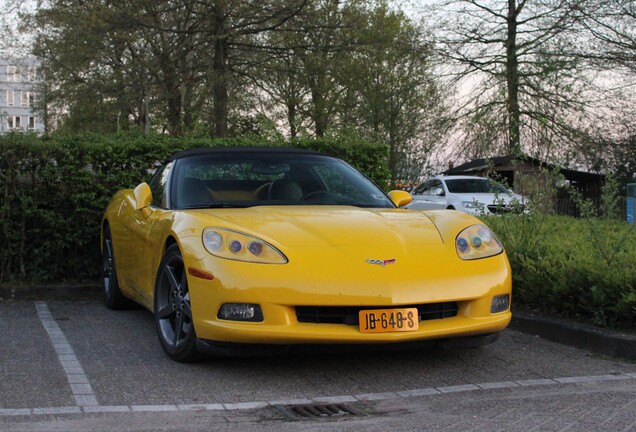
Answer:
[406,175,525,215]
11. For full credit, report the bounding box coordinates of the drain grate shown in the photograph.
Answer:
[276,403,367,420]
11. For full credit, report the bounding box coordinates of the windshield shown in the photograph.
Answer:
[445,178,509,194]
[171,152,393,209]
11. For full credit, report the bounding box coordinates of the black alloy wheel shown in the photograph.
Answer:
[154,244,199,362]
[102,225,129,309]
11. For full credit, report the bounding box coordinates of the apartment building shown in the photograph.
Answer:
[0,56,45,134]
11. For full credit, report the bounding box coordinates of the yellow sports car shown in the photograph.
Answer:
[101,147,511,361]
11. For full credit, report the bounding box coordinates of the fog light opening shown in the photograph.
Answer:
[491,295,510,313]
[217,303,263,322]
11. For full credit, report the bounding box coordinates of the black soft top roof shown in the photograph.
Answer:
[168,146,324,162]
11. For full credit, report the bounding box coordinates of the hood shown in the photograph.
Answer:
[187,206,444,248]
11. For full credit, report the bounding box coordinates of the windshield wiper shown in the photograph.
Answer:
[302,201,389,208]
[182,202,253,209]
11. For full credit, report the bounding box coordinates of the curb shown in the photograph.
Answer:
[0,284,100,302]
[510,311,636,360]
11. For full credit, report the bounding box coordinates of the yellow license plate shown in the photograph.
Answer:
[359,308,419,333]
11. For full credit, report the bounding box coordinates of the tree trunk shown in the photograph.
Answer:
[159,49,182,136]
[287,102,297,138]
[311,84,327,137]
[389,142,399,187]
[506,0,521,155]
[212,12,229,138]
[166,84,182,136]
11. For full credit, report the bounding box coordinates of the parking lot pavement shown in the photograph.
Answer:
[1,299,636,431]
[0,303,74,409]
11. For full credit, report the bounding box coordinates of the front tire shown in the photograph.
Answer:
[102,225,129,310]
[154,244,199,362]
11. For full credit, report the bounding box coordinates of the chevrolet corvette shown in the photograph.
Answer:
[101,147,512,361]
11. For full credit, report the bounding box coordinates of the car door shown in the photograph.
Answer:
[425,180,448,209]
[409,181,433,209]
[118,163,174,308]
[409,180,446,210]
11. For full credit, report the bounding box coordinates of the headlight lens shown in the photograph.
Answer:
[456,224,503,260]
[461,200,482,209]
[203,227,288,264]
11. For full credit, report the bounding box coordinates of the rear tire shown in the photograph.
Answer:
[102,225,130,310]
[154,244,200,362]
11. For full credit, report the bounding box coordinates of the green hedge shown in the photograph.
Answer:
[485,214,636,330]
[0,132,390,283]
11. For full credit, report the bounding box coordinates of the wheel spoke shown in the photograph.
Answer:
[182,320,193,337]
[182,298,192,320]
[103,239,112,271]
[156,303,174,319]
[102,238,113,294]
[105,238,113,259]
[173,313,185,346]
[164,264,180,292]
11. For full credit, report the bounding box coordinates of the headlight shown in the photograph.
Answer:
[456,224,503,260]
[461,201,482,209]
[202,227,288,264]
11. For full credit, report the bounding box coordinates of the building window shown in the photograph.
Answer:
[7,65,22,82]
[9,116,22,129]
[6,65,15,82]
[28,66,37,82]
[28,116,35,130]
[7,90,14,107]
[19,91,35,107]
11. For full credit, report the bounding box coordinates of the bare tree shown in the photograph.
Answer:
[574,0,636,72]
[431,0,589,159]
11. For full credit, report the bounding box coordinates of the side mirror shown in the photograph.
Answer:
[388,190,413,208]
[433,187,445,197]
[133,182,153,217]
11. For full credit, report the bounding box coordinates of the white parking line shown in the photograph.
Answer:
[1,372,634,417]
[35,302,99,407]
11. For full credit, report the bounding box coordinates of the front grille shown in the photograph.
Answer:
[296,302,458,325]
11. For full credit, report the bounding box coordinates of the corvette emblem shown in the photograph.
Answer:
[365,258,397,267]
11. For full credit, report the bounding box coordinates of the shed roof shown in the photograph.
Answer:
[444,155,604,182]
